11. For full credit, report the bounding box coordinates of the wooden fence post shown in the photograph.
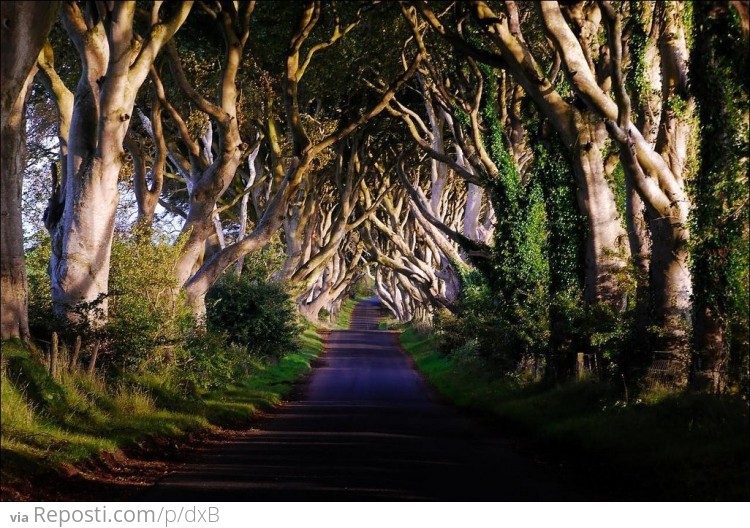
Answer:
[50,332,59,378]
[87,341,100,377]
[69,335,82,372]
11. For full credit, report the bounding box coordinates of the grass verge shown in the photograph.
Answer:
[335,297,359,329]
[399,327,750,500]
[0,325,325,492]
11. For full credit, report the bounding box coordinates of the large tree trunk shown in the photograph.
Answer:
[538,1,697,385]
[624,176,651,355]
[648,207,692,360]
[0,68,35,341]
[689,1,749,392]
[48,30,120,320]
[571,116,629,307]
[50,161,121,320]
[46,2,191,323]
[0,1,59,340]
[649,1,695,376]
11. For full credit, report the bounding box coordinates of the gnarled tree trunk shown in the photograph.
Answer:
[539,0,696,384]
[45,2,192,323]
[571,115,629,306]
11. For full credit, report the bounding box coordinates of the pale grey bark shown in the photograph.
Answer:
[584,0,695,362]
[463,183,484,242]
[419,1,630,309]
[234,141,262,276]
[46,1,192,323]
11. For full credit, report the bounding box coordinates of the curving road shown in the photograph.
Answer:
[143,298,577,500]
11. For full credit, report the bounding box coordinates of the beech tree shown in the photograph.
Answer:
[414,1,630,311]
[40,0,192,323]
[1,1,59,340]
[538,1,697,370]
[167,1,423,316]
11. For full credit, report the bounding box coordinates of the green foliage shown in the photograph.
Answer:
[177,331,246,392]
[107,229,192,370]
[554,72,573,100]
[501,185,551,355]
[690,1,750,389]
[25,233,53,337]
[238,236,287,282]
[666,94,689,118]
[533,134,585,294]
[547,288,587,352]
[584,301,635,371]
[680,0,695,50]
[25,230,192,372]
[609,161,627,222]
[472,65,552,363]
[435,269,497,365]
[478,65,520,196]
[21,226,309,418]
[547,277,637,377]
[452,103,470,128]
[626,1,650,103]
[206,275,301,360]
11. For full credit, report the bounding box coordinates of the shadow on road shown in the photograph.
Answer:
[142,298,579,501]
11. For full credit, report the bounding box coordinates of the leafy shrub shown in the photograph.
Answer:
[106,229,192,370]
[435,268,535,371]
[177,330,246,392]
[451,338,481,368]
[25,229,192,372]
[206,275,300,360]
[25,233,54,338]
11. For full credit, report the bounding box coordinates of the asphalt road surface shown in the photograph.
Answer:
[143,298,576,500]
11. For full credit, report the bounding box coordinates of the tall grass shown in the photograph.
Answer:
[0,324,325,487]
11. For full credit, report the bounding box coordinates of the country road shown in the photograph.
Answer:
[142,299,578,501]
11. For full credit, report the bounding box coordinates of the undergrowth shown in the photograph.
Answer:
[0,325,324,487]
[399,327,750,500]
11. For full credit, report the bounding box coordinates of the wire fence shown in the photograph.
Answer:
[643,351,688,392]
